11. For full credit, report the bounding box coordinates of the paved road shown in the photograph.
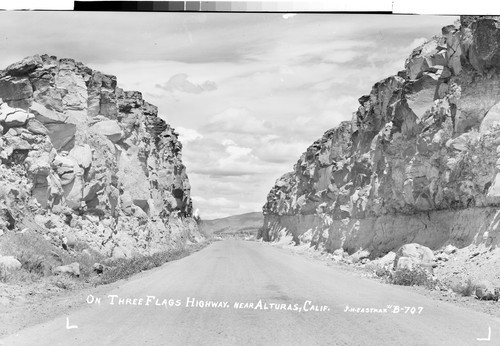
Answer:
[1,240,500,345]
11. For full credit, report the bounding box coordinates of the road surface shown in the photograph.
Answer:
[1,240,500,345]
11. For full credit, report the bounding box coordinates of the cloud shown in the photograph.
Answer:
[407,37,429,51]
[253,138,311,164]
[203,108,272,135]
[183,136,257,177]
[191,196,239,209]
[156,73,217,94]
[176,127,203,143]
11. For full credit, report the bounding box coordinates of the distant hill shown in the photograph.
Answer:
[199,212,263,237]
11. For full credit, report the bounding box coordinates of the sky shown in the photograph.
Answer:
[0,12,457,219]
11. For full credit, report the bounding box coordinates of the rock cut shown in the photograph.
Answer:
[0,54,201,258]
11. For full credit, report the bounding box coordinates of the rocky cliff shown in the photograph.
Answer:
[261,16,500,257]
[0,54,202,258]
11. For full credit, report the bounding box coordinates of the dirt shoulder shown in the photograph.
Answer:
[0,278,119,337]
[262,240,500,318]
[0,240,212,337]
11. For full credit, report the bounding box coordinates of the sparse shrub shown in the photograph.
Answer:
[98,248,189,285]
[0,265,7,282]
[72,249,105,280]
[50,273,75,290]
[256,227,264,239]
[451,277,477,297]
[388,265,437,289]
[72,240,91,253]
[16,250,46,275]
[374,265,392,278]
[3,267,43,283]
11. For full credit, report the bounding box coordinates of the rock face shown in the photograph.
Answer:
[261,16,500,257]
[0,54,201,258]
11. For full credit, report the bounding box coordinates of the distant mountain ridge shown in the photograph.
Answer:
[200,212,263,237]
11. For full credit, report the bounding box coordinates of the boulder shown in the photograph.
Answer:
[63,233,77,249]
[25,150,52,182]
[393,243,434,270]
[69,144,93,169]
[53,262,80,277]
[52,155,76,185]
[29,101,68,124]
[4,110,30,127]
[486,173,500,204]
[65,109,88,125]
[82,181,104,202]
[475,281,499,301]
[45,123,76,151]
[405,73,440,119]
[133,206,148,219]
[90,120,123,143]
[379,251,396,268]
[480,101,500,133]
[63,165,85,208]
[405,40,444,80]
[350,249,370,263]
[1,135,32,159]
[33,88,64,113]
[446,132,479,151]
[0,76,33,109]
[469,18,500,72]
[26,118,49,135]
[4,55,43,76]
[0,256,22,273]
[443,244,458,255]
[394,256,419,271]
[0,103,31,127]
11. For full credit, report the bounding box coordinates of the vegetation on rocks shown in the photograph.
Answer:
[97,247,194,285]
[388,266,438,289]
[450,277,477,297]
[1,226,209,294]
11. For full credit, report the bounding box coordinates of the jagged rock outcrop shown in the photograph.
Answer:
[0,54,201,257]
[261,16,500,257]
